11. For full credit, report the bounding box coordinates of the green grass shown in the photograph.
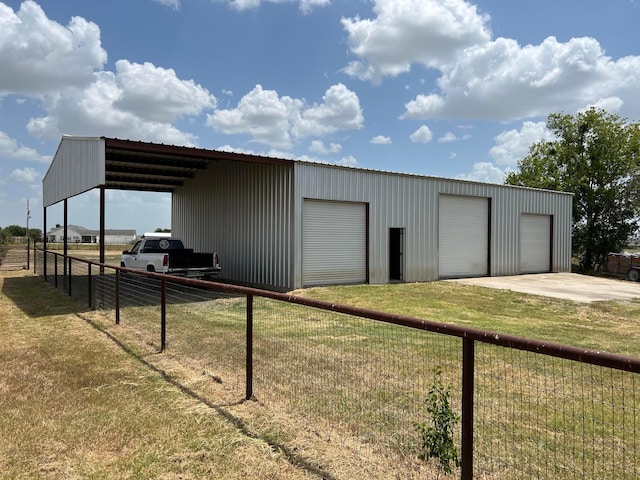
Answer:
[5,269,640,479]
[293,282,640,356]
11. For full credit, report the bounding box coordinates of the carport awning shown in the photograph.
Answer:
[43,135,293,207]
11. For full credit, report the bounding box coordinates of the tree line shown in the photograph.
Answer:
[0,226,43,243]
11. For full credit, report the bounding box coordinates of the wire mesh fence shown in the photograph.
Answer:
[32,248,640,479]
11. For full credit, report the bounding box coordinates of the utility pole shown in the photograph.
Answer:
[26,199,31,269]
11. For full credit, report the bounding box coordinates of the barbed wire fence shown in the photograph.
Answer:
[31,248,640,479]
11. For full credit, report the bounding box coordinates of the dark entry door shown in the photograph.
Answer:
[389,228,404,281]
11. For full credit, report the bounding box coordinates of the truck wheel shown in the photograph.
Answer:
[147,265,155,273]
[627,268,640,282]
[120,262,126,267]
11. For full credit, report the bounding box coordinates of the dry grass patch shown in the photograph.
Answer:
[0,270,314,479]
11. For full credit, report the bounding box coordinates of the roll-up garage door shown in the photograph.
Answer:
[439,195,489,278]
[303,199,367,286]
[520,214,551,273]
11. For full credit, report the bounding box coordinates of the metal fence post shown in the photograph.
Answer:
[115,269,120,325]
[88,263,92,308]
[246,294,254,401]
[67,257,72,297]
[160,278,166,352]
[461,338,475,480]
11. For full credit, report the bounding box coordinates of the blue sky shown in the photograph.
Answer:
[1,0,639,234]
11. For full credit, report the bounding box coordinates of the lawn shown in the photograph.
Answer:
[3,266,640,479]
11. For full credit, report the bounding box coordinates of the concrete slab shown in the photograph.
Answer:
[449,273,640,303]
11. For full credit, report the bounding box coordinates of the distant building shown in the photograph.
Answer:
[46,225,136,244]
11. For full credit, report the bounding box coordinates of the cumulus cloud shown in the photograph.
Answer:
[114,60,216,122]
[0,1,106,96]
[342,0,491,83]
[370,135,392,144]
[438,132,457,143]
[309,140,342,154]
[0,4,215,145]
[336,155,358,167]
[0,131,50,163]
[489,121,554,167]
[403,36,640,121]
[457,162,505,184]
[207,83,363,148]
[340,0,640,121]
[223,0,330,14]
[24,60,215,144]
[409,125,433,143]
[9,167,40,183]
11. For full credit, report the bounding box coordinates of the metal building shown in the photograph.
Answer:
[44,136,573,290]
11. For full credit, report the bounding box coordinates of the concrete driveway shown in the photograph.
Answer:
[450,273,640,303]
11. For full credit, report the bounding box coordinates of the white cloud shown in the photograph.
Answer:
[0,5,213,145]
[409,125,433,143]
[9,167,40,183]
[207,83,363,148]
[370,135,392,144]
[0,131,50,163]
[438,132,457,143]
[489,121,554,167]
[336,155,358,167]
[224,0,330,13]
[113,60,216,122]
[152,0,181,10]
[457,162,505,184]
[403,35,640,121]
[338,0,640,121]
[25,61,214,145]
[0,1,106,96]
[309,140,342,154]
[342,0,491,83]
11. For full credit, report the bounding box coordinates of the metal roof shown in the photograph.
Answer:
[103,137,293,193]
[43,136,294,207]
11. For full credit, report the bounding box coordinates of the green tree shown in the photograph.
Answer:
[4,225,27,237]
[506,108,640,272]
[27,228,43,241]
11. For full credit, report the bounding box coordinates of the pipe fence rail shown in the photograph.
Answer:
[33,247,640,479]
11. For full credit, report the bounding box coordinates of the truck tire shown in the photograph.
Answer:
[627,268,640,282]
[147,265,156,273]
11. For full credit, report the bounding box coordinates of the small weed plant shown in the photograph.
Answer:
[414,367,460,475]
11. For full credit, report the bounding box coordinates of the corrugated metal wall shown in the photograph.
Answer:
[43,136,105,207]
[294,163,572,287]
[172,160,294,289]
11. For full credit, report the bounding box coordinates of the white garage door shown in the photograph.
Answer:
[520,214,551,273]
[303,199,367,286]
[439,195,489,278]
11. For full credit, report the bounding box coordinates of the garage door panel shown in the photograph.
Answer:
[520,214,551,273]
[439,195,489,278]
[303,200,367,286]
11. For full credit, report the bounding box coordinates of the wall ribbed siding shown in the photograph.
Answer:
[171,160,294,290]
[293,163,572,288]
[43,136,105,207]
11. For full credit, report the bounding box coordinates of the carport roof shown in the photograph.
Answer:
[43,136,293,207]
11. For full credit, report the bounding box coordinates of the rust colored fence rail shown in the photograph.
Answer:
[33,247,640,479]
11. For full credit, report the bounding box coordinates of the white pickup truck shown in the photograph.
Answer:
[120,237,221,279]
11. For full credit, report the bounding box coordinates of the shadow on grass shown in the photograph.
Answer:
[76,310,338,480]
[1,274,92,318]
